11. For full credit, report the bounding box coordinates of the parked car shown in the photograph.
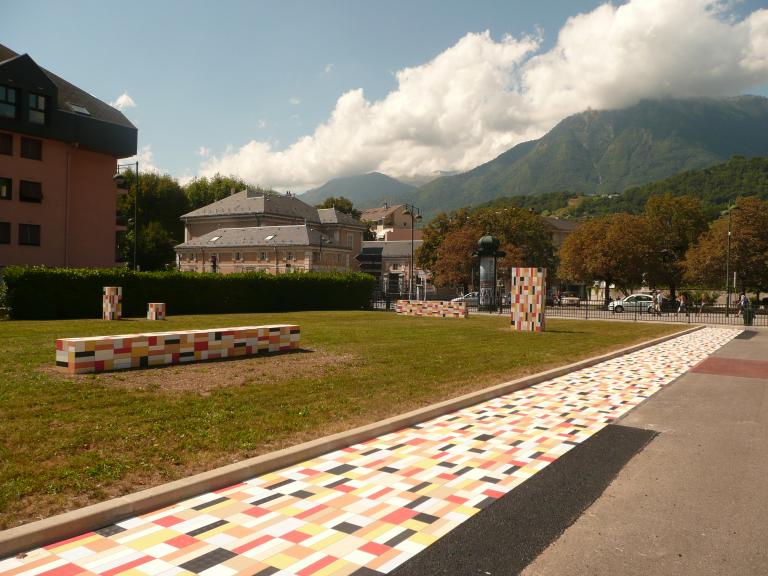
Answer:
[451,292,479,306]
[608,293,655,313]
[560,292,581,306]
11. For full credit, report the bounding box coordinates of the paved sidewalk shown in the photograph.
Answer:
[0,328,739,576]
[523,329,768,576]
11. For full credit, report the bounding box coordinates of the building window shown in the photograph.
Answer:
[0,86,16,119]
[234,252,241,261]
[28,94,47,124]
[19,181,43,203]
[0,133,11,155]
[287,251,294,261]
[20,137,42,160]
[0,222,10,244]
[260,251,267,261]
[0,177,11,200]
[19,224,41,246]
[347,232,353,247]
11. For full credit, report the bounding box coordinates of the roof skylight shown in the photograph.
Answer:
[67,102,90,115]
[209,235,221,242]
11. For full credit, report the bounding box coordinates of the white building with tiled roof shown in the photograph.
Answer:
[175,189,366,274]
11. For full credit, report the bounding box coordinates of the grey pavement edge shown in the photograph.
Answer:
[522,329,768,576]
[0,325,704,558]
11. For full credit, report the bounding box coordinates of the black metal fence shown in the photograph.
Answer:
[370,297,766,326]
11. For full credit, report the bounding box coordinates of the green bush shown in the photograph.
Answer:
[1,267,377,320]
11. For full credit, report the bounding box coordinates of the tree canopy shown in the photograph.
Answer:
[315,196,361,218]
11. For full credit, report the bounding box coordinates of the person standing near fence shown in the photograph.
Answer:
[678,293,687,315]
[656,291,664,316]
[738,293,749,316]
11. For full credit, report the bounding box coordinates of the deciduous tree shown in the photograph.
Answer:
[558,214,654,305]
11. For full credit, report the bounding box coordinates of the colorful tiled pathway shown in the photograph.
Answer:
[1,328,740,576]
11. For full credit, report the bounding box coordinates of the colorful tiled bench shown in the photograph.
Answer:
[147,302,166,320]
[396,299,468,318]
[55,324,300,374]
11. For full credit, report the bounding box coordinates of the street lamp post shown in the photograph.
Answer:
[402,204,422,299]
[112,161,140,270]
[310,228,328,271]
[724,204,740,317]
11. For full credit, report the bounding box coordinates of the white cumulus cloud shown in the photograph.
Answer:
[197,146,211,157]
[289,97,302,105]
[110,92,136,111]
[199,0,768,190]
[120,144,163,175]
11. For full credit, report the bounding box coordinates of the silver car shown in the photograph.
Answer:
[608,294,655,313]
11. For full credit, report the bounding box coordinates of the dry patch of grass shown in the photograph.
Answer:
[41,348,361,394]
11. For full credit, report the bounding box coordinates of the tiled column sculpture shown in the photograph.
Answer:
[147,302,166,320]
[510,267,546,332]
[102,287,122,320]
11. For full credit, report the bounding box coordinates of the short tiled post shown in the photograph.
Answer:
[102,287,122,320]
[147,302,166,320]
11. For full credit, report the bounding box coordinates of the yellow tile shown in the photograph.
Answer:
[264,553,295,570]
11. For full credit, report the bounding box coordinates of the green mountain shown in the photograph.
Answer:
[483,156,768,219]
[299,172,416,209]
[415,96,768,217]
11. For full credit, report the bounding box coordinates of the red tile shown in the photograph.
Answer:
[380,508,417,524]
[102,555,152,576]
[282,530,311,543]
[233,534,272,554]
[297,555,337,576]
[166,534,198,548]
[37,564,85,576]
[154,515,184,527]
[360,541,391,556]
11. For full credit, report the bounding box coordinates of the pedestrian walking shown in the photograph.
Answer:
[678,293,687,314]
[738,293,749,316]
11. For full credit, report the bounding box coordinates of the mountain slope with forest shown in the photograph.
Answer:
[415,96,768,217]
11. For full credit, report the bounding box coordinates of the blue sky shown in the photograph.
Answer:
[2,0,768,189]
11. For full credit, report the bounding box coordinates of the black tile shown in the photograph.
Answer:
[475,496,497,510]
[458,424,473,431]
[405,495,429,509]
[384,528,416,547]
[454,466,473,476]
[327,463,355,475]
[413,513,438,524]
[192,496,229,510]
[252,567,281,576]
[334,521,362,534]
[510,439,524,446]
[249,493,282,506]
[95,524,126,536]
[291,489,314,499]
[325,478,349,489]
[179,548,237,573]
[474,434,494,441]
[407,481,431,493]
[379,466,399,474]
[480,476,500,484]
[187,519,229,537]
[504,465,521,475]
[265,478,293,490]
[437,461,457,468]
[469,448,485,454]
[438,444,455,451]
[388,443,406,450]
[360,448,380,456]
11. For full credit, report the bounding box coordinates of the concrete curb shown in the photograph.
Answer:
[0,324,704,558]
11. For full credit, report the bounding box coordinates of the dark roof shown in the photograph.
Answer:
[542,216,579,232]
[0,44,135,129]
[181,189,321,222]
[317,207,365,228]
[363,240,422,258]
[176,225,324,249]
[360,204,404,221]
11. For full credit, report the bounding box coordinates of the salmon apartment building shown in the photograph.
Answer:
[0,44,137,269]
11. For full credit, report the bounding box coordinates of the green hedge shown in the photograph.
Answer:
[1,267,377,320]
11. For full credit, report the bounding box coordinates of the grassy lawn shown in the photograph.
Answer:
[0,311,683,528]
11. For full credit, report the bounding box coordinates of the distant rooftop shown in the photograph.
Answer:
[176,224,325,249]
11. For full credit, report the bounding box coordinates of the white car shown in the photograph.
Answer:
[451,292,479,306]
[608,294,655,313]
